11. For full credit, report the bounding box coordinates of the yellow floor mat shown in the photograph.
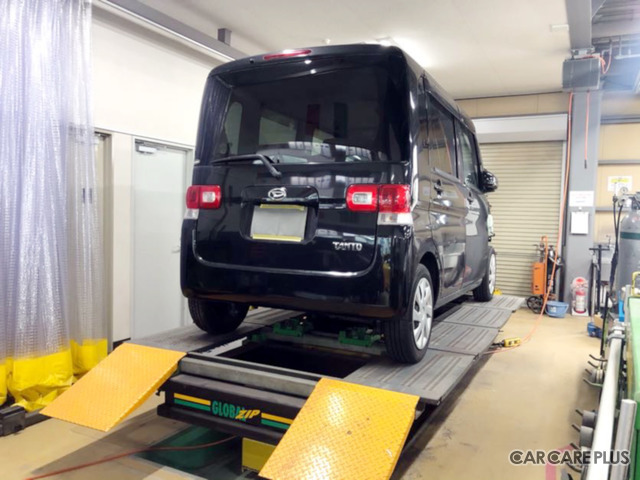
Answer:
[41,343,185,432]
[260,378,419,480]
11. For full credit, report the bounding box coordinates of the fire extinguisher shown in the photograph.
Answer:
[572,277,588,315]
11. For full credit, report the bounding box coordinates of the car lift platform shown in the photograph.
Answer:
[43,295,523,479]
[151,296,523,445]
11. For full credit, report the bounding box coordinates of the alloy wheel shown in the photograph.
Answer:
[412,278,433,350]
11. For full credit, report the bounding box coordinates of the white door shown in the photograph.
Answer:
[132,141,191,338]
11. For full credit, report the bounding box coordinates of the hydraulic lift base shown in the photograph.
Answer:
[153,296,523,453]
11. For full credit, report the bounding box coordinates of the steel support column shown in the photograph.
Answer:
[566,0,593,51]
[562,91,603,301]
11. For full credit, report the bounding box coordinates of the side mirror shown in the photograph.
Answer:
[482,169,498,193]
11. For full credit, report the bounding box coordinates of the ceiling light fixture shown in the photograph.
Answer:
[550,24,569,32]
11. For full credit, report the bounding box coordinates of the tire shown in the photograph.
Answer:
[189,298,249,334]
[473,249,496,302]
[384,265,434,364]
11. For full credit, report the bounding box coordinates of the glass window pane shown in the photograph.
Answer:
[459,128,479,187]
[427,99,456,175]
[198,63,410,164]
[259,109,296,145]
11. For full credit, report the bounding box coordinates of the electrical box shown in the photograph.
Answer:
[562,58,601,91]
[571,211,590,235]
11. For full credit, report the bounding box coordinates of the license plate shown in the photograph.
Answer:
[250,204,307,242]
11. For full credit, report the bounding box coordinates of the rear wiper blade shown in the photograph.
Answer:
[211,154,282,179]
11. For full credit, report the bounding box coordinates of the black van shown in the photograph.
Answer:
[181,44,498,363]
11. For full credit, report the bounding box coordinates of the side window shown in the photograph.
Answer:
[458,127,479,188]
[427,98,456,175]
[219,101,242,156]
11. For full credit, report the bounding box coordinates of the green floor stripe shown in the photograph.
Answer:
[175,398,211,412]
[261,418,290,430]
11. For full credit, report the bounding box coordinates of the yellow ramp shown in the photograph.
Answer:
[41,343,185,432]
[261,378,419,480]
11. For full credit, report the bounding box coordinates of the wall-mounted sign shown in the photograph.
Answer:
[571,211,590,235]
[569,190,594,208]
[607,175,632,194]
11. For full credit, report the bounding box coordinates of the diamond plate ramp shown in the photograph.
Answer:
[260,378,418,480]
[345,350,474,404]
[41,343,185,431]
[442,305,512,329]
[468,295,524,311]
[429,322,499,356]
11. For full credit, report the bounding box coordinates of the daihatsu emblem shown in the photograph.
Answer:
[268,187,287,200]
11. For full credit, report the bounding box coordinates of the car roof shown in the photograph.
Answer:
[209,43,475,133]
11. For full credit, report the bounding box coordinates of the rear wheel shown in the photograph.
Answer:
[384,265,434,364]
[473,250,496,302]
[189,299,249,334]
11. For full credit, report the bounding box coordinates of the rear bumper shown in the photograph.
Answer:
[181,224,413,320]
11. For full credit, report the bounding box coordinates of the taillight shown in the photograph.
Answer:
[346,184,412,226]
[200,186,221,209]
[379,185,411,213]
[346,184,411,213]
[263,49,312,60]
[346,185,378,212]
[186,186,200,209]
[185,185,221,209]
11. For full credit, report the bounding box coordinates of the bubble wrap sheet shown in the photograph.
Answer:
[0,0,104,404]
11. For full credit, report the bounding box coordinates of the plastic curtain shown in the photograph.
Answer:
[0,0,106,411]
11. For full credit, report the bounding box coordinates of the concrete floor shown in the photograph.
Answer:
[397,308,600,480]
[1,308,600,480]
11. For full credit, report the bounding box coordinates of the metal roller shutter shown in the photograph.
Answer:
[479,142,564,297]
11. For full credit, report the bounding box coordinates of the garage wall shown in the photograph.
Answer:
[595,123,640,243]
[459,91,640,120]
[93,10,219,144]
[601,91,640,118]
[596,92,640,244]
[457,92,569,118]
[92,11,226,342]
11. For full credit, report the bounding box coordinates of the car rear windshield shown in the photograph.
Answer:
[195,59,410,165]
